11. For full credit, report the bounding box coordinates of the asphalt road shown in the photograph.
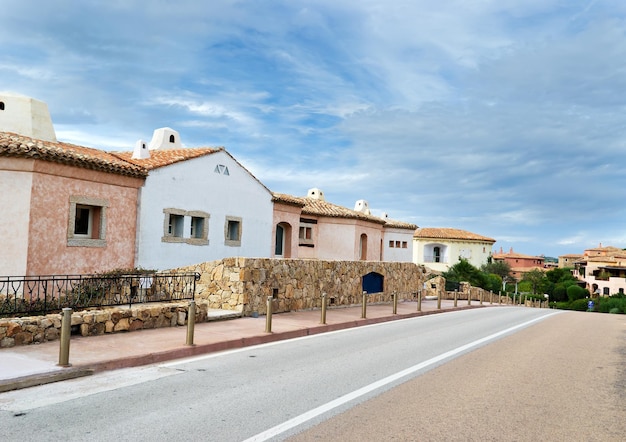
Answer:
[1,307,621,441]
[289,310,626,442]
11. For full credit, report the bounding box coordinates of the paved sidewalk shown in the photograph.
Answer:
[0,298,487,392]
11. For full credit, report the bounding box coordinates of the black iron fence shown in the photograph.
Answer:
[0,272,199,318]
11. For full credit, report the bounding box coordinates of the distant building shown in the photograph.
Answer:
[491,247,545,280]
[572,244,626,296]
[558,254,584,268]
[272,189,417,262]
[412,227,496,272]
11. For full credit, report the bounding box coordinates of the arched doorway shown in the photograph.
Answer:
[360,233,367,260]
[275,222,292,258]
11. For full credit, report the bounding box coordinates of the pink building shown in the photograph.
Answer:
[272,188,416,262]
[0,93,145,276]
[492,247,545,280]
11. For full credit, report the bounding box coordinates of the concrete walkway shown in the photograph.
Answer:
[0,298,487,392]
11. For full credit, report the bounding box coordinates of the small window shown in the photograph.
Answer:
[67,196,108,247]
[169,214,184,237]
[169,134,175,143]
[395,241,401,248]
[224,216,242,246]
[389,240,394,248]
[603,287,610,295]
[190,216,204,239]
[299,225,313,246]
[402,241,408,249]
[0,102,4,111]
[162,209,209,245]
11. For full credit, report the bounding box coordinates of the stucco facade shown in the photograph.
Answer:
[0,134,145,276]
[116,146,274,270]
[413,227,496,272]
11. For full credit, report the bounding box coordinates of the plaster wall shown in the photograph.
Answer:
[0,159,33,276]
[383,227,414,262]
[136,151,273,270]
[26,162,142,275]
[272,202,301,258]
[414,238,493,271]
[313,218,383,261]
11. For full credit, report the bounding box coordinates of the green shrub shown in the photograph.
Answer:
[569,298,590,311]
[596,296,625,314]
[566,285,587,302]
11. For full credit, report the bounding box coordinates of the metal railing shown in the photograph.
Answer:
[0,272,199,318]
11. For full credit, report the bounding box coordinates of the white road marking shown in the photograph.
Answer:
[243,311,561,442]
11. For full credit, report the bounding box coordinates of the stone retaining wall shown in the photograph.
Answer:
[1,258,436,347]
[174,258,433,316]
[0,301,207,348]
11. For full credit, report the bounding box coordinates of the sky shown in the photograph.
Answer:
[2,0,625,258]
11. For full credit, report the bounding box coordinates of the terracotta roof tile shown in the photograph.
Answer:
[0,132,147,178]
[272,192,416,229]
[414,227,495,243]
[112,147,222,170]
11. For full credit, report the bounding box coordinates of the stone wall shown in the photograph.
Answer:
[174,258,432,315]
[0,301,207,348]
[1,258,435,347]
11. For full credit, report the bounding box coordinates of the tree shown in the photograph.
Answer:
[481,261,512,281]
[443,258,489,290]
[521,269,548,294]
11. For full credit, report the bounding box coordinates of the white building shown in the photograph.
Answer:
[413,227,496,272]
[115,128,274,270]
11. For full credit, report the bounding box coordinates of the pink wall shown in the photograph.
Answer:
[26,161,143,275]
[272,202,301,258]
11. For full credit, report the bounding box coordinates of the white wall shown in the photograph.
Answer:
[414,238,493,272]
[0,169,32,276]
[135,151,273,270]
[383,228,414,262]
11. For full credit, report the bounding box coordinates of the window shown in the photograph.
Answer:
[395,241,401,248]
[402,241,408,248]
[169,134,175,143]
[224,216,242,246]
[162,209,209,245]
[389,240,394,248]
[0,101,4,110]
[169,214,184,237]
[299,218,316,247]
[190,217,205,239]
[67,196,108,247]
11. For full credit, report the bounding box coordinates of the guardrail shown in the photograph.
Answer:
[0,272,199,318]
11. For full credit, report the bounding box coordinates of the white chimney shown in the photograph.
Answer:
[132,139,150,159]
[148,127,181,150]
[307,188,325,201]
[0,92,57,142]
[354,200,371,215]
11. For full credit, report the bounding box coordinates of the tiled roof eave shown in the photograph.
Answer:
[301,208,388,225]
[0,139,147,178]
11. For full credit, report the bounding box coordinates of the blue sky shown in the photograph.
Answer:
[2,0,625,258]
